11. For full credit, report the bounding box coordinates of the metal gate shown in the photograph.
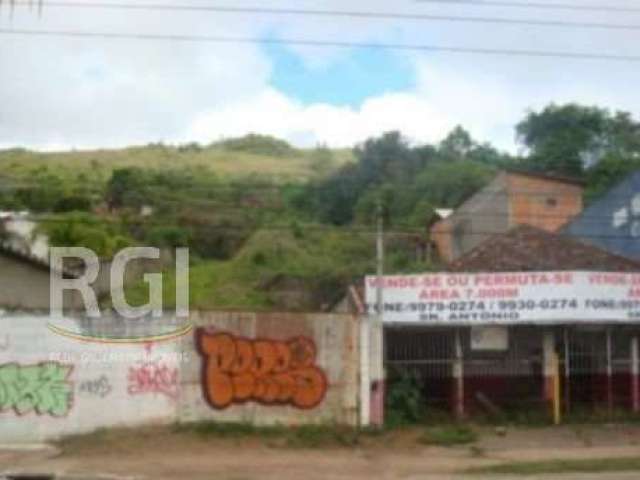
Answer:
[386,325,640,418]
[462,326,543,414]
[385,326,545,415]
[562,326,635,413]
[385,327,454,410]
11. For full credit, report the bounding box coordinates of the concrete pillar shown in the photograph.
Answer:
[542,329,555,410]
[563,327,571,413]
[543,329,562,423]
[632,336,639,413]
[453,328,464,419]
[369,320,385,426]
[359,317,370,427]
[606,327,613,412]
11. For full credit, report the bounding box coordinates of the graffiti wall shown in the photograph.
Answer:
[197,331,327,410]
[0,311,359,443]
[0,315,181,443]
[0,362,74,417]
[180,312,359,427]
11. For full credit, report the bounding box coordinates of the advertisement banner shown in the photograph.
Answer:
[364,271,640,325]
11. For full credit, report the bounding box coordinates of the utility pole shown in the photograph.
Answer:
[376,197,384,322]
[361,196,385,427]
[373,195,385,426]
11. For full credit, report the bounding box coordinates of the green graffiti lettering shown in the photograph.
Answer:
[0,362,73,417]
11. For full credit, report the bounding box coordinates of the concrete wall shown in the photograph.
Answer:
[0,315,180,443]
[0,311,360,443]
[179,311,359,427]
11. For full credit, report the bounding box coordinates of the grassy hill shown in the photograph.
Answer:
[0,135,368,310]
[1,133,436,311]
[0,137,354,185]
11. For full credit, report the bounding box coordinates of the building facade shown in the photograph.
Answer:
[431,170,583,263]
[564,170,640,261]
[372,226,640,419]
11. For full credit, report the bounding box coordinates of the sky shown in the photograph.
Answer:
[1,0,640,153]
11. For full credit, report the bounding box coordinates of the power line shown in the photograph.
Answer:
[8,1,640,32]
[2,28,640,62]
[415,0,640,14]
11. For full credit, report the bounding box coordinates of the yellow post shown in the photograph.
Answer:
[552,351,561,425]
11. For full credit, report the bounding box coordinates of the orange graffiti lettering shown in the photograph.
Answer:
[196,330,327,410]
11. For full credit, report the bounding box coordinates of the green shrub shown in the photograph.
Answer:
[145,225,192,248]
[385,369,425,427]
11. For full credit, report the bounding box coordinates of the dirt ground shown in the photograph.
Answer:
[3,424,640,480]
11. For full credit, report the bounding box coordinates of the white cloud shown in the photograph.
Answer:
[3,0,640,152]
[0,5,271,148]
[188,88,454,148]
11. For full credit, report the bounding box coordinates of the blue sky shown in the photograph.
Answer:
[265,44,415,107]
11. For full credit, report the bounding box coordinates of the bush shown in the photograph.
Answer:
[41,213,133,258]
[385,369,425,427]
[145,226,192,248]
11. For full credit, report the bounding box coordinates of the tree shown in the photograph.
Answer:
[106,168,148,211]
[516,103,640,177]
[584,155,640,202]
[310,163,363,225]
[439,126,512,166]
[439,126,474,160]
[294,130,508,226]
[413,160,495,208]
[353,131,420,185]
[302,131,420,225]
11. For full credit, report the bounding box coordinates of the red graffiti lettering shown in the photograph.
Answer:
[127,361,178,400]
[196,330,327,410]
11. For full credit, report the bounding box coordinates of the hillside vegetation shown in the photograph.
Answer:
[0,135,354,184]
[3,103,640,310]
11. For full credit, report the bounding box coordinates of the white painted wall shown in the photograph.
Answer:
[0,315,181,443]
[0,312,361,443]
